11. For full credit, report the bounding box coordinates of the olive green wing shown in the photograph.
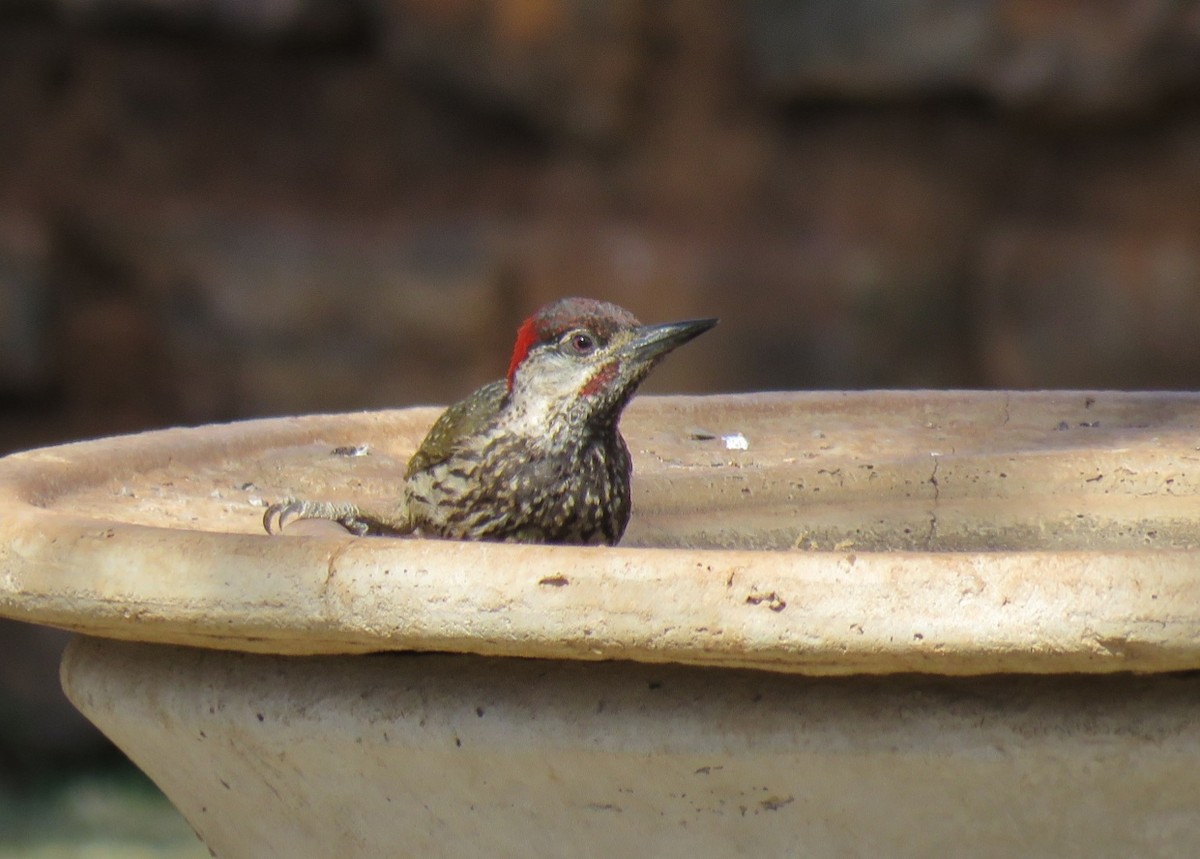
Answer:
[405,379,508,477]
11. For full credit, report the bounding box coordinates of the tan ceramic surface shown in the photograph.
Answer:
[4,391,1200,674]
[61,635,1200,859]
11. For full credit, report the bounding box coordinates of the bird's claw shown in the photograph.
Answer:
[263,499,366,535]
[263,499,305,534]
[263,497,413,537]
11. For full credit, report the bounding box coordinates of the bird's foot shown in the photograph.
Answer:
[264,499,413,537]
[263,499,373,536]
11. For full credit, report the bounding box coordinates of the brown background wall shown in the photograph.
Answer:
[3,0,1200,767]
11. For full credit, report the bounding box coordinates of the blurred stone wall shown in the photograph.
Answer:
[3,0,1200,766]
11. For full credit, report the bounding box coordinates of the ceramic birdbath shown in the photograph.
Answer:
[3,391,1200,857]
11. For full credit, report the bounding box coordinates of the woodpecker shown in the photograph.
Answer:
[264,297,717,545]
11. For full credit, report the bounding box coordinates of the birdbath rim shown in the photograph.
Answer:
[3,389,1200,675]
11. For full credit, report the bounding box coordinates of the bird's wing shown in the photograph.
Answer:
[405,379,508,477]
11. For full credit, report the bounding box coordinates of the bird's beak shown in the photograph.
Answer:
[622,317,719,366]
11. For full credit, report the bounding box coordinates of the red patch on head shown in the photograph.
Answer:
[505,297,641,391]
[579,360,619,397]
[506,317,540,390]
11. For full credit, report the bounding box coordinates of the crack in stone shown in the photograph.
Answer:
[926,455,941,549]
[321,538,356,606]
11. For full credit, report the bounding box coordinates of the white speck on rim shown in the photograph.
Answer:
[722,433,749,451]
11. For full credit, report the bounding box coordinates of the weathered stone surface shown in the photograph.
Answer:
[0,216,49,393]
[375,0,647,140]
[66,638,1200,857]
[55,212,511,417]
[746,0,994,98]
[10,391,1200,664]
[979,227,1200,388]
[988,0,1200,116]
[49,0,367,43]
[746,0,1200,117]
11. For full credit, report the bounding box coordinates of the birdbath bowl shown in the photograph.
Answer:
[4,391,1200,857]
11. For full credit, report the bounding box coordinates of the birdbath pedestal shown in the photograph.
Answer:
[2,391,1200,857]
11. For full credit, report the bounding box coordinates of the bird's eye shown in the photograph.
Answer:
[568,332,596,355]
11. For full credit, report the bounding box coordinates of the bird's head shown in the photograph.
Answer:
[505,297,717,431]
